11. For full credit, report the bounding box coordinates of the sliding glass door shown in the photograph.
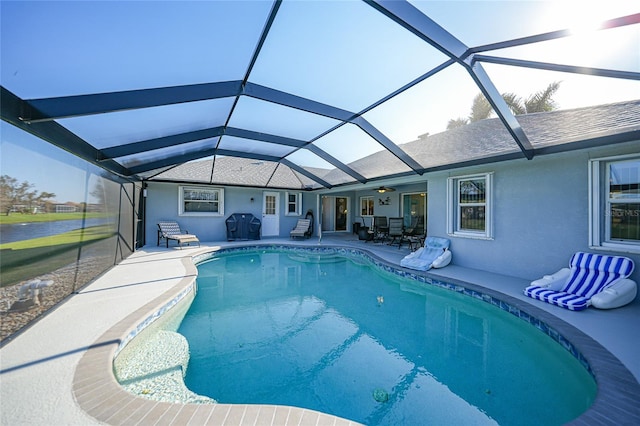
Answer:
[402,192,426,234]
[321,196,349,232]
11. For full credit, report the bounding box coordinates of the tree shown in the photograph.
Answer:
[90,179,107,209]
[469,93,493,122]
[501,92,526,115]
[523,81,560,113]
[447,117,469,130]
[457,81,562,126]
[0,175,56,215]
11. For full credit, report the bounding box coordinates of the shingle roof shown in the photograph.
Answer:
[152,100,640,189]
[519,100,640,147]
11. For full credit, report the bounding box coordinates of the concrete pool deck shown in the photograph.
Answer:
[1,235,639,425]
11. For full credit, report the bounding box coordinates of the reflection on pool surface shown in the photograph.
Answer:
[179,249,596,425]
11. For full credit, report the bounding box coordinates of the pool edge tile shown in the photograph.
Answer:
[71,244,640,425]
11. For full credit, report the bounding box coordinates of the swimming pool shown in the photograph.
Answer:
[175,247,595,425]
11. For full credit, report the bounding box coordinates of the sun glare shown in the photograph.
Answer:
[545,1,637,36]
[567,12,605,36]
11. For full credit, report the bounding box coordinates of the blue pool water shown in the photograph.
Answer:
[178,249,596,425]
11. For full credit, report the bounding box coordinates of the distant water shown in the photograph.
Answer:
[0,218,110,244]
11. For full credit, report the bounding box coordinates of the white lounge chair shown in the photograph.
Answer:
[290,219,311,239]
[400,236,452,271]
[524,252,636,310]
[157,221,200,249]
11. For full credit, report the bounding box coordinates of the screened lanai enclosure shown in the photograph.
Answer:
[1,1,639,341]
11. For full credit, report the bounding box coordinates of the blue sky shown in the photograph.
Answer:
[1,123,101,203]
[1,0,638,199]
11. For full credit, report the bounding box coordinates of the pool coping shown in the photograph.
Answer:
[73,244,640,425]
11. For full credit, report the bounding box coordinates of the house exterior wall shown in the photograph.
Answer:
[144,141,639,286]
[425,141,640,284]
[145,183,317,243]
[348,182,427,230]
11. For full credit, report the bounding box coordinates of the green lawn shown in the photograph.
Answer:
[0,212,106,224]
[0,225,116,287]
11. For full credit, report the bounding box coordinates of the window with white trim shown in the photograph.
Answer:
[589,155,640,252]
[285,192,302,216]
[179,186,224,216]
[360,196,374,217]
[447,173,493,239]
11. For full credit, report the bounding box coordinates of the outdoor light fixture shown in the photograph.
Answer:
[377,186,395,193]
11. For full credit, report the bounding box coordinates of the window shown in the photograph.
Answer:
[285,192,302,216]
[179,186,224,216]
[590,155,640,252]
[447,173,493,239]
[360,196,374,217]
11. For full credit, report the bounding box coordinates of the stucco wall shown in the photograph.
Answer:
[144,141,639,285]
[425,141,640,283]
[145,184,318,243]
[348,182,427,229]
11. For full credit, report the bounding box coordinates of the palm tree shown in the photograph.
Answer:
[465,81,561,123]
[523,81,561,113]
[469,93,493,122]
[446,117,469,130]
[501,92,526,115]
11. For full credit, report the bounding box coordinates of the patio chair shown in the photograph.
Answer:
[157,221,200,249]
[400,236,452,271]
[387,217,406,248]
[367,216,388,243]
[403,216,425,251]
[523,252,636,310]
[290,218,311,239]
[405,231,426,252]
